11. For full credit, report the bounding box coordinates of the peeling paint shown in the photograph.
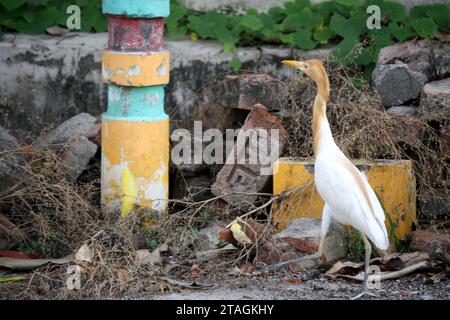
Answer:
[128,65,141,76]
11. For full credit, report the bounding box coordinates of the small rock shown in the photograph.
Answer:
[273,218,348,265]
[36,113,100,148]
[0,126,28,195]
[136,248,162,267]
[410,230,449,260]
[387,106,418,117]
[433,43,450,79]
[61,135,98,182]
[197,226,223,251]
[418,191,450,218]
[373,63,428,106]
[419,78,450,121]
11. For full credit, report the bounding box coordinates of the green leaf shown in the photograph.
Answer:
[1,0,28,11]
[166,1,188,37]
[381,1,406,22]
[424,4,450,29]
[292,29,317,50]
[229,58,242,70]
[410,17,438,39]
[388,22,412,42]
[240,14,263,31]
[335,0,357,7]
[268,6,286,23]
[313,27,333,42]
[224,41,236,53]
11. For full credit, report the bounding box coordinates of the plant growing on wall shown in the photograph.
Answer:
[0,0,449,74]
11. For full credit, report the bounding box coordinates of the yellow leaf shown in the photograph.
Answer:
[230,221,252,245]
[190,32,198,41]
[121,167,137,217]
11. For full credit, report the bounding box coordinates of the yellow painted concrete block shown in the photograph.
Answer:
[273,158,416,240]
[102,50,170,86]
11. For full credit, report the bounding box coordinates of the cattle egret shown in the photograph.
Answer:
[280,59,389,299]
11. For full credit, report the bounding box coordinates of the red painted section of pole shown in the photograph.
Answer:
[107,15,165,52]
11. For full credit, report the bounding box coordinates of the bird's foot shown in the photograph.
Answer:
[350,289,377,300]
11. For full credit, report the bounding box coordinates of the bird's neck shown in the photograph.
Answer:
[312,78,332,156]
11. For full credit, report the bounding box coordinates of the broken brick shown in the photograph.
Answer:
[211,104,287,205]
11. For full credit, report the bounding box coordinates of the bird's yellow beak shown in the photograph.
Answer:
[282,60,302,68]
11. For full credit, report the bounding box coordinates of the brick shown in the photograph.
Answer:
[273,218,348,264]
[419,78,450,121]
[211,105,287,205]
[203,74,286,113]
[410,230,449,260]
[273,158,416,241]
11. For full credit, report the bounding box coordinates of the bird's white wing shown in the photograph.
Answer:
[315,151,389,250]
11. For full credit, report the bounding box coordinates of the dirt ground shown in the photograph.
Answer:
[124,269,450,301]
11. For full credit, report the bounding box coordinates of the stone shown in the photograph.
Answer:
[377,39,435,79]
[390,115,425,148]
[419,78,450,121]
[410,230,449,260]
[418,191,450,218]
[211,104,287,205]
[61,135,98,182]
[0,126,28,196]
[36,113,100,148]
[273,218,348,265]
[433,43,450,79]
[387,106,419,117]
[197,226,223,251]
[203,74,286,113]
[192,103,248,132]
[373,39,435,106]
[372,63,428,106]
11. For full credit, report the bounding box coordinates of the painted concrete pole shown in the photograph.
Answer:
[101,0,170,219]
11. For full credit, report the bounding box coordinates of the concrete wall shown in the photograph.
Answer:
[0,33,330,139]
[179,0,450,12]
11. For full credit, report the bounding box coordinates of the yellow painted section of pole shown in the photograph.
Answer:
[273,158,416,240]
[102,50,170,86]
[101,118,169,217]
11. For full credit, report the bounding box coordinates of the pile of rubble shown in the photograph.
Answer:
[372,39,449,218]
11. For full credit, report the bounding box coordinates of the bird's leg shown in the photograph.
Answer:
[350,233,377,300]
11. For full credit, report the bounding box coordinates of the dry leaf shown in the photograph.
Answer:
[136,248,162,267]
[46,26,69,36]
[0,255,72,270]
[75,244,94,264]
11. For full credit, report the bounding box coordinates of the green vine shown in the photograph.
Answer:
[1,0,449,74]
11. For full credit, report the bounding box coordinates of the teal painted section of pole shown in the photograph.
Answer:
[104,85,167,122]
[102,0,170,18]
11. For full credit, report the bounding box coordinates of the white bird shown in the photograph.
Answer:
[279,59,389,299]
